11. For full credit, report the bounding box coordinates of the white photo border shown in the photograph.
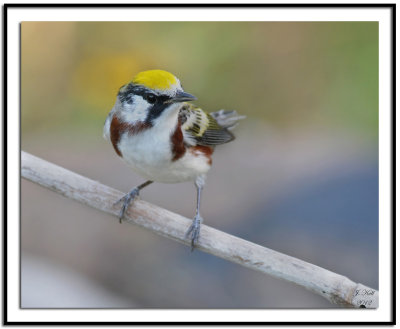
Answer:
[4,3,395,325]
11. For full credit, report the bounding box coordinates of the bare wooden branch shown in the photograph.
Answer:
[21,151,378,308]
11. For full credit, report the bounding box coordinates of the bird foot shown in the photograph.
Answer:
[185,214,203,251]
[114,187,140,223]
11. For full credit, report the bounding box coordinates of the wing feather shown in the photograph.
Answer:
[179,103,234,146]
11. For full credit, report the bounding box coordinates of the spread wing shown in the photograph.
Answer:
[179,103,234,146]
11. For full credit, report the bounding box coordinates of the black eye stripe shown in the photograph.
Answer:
[118,83,171,104]
[118,84,148,101]
[146,93,157,103]
[117,83,173,124]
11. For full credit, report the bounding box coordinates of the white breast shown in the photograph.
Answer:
[116,107,211,183]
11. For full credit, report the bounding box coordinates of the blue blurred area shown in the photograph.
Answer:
[234,158,378,289]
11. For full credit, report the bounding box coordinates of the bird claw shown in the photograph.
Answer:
[185,214,203,251]
[115,188,140,223]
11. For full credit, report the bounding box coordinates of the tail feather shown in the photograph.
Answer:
[210,109,246,130]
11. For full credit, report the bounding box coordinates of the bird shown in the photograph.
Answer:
[103,69,245,250]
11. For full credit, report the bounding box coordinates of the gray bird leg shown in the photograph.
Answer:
[185,175,205,251]
[114,180,153,223]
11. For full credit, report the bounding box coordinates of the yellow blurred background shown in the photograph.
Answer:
[21,21,378,136]
[21,21,378,308]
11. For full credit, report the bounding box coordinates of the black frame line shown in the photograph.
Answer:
[3,3,395,326]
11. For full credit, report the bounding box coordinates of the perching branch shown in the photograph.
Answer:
[21,151,378,308]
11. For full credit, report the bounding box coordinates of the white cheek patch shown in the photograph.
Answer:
[121,95,149,123]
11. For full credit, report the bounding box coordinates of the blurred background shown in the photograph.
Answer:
[21,21,378,308]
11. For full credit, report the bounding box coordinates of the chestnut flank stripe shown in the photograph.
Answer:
[110,115,152,157]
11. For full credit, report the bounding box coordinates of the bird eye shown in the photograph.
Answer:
[146,94,157,104]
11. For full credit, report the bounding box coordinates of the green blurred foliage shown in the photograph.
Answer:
[21,21,378,137]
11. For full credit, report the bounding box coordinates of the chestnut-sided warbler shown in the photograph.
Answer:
[103,69,244,250]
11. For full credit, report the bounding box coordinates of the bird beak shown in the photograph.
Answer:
[166,91,197,103]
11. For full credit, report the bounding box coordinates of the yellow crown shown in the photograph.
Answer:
[132,70,179,91]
